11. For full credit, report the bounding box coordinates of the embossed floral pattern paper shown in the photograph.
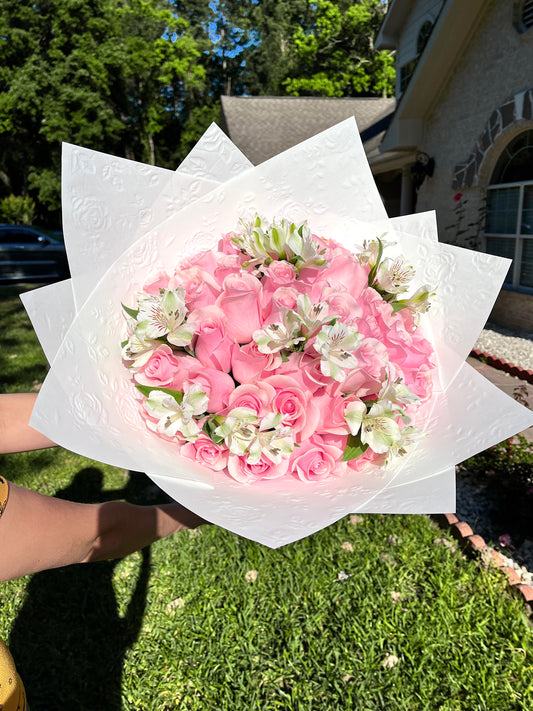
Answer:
[23,120,533,548]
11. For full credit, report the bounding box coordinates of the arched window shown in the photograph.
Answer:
[485,130,533,288]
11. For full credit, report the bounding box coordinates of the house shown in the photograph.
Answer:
[219,95,400,215]
[220,0,533,331]
[375,0,533,332]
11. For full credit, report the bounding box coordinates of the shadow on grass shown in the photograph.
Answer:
[8,467,163,711]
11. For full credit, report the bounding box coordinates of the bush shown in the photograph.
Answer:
[0,194,36,225]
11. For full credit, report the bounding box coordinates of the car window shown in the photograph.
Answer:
[0,229,42,244]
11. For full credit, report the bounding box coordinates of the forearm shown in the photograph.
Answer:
[82,500,205,563]
[0,393,56,453]
[0,482,204,582]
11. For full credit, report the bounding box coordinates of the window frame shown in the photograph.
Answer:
[485,180,533,290]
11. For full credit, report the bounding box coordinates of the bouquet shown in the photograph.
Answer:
[21,120,533,547]
[122,214,436,485]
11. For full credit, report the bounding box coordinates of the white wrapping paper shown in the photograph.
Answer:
[22,119,533,547]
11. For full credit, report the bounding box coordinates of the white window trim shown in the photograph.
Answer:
[485,180,533,288]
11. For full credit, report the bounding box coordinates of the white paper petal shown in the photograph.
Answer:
[25,117,533,548]
[21,125,251,363]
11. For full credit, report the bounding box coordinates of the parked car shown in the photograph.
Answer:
[0,224,69,283]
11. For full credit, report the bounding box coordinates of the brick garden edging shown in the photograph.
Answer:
[470,349,533,385]
[431,513,533,609]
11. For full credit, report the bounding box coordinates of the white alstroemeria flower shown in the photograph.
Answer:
[233,214,326,270]
[314,321,361,382]
[144,384,208,440]
[392,285,435,322]
[137,288,195,347]
[215,407,259,456]
[343,399,367,436]
[385,426,423,465]
[376,257,415,294]
[253,310,304,354]
[295,294,331,338]
[379,375,419,406]
[359,401,402,454]
[122,320,159,368]
[247,423,294,465]
[233,215,272,263]
[357,237,391,267]
[286,223,326,268]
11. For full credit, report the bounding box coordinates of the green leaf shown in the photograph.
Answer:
[367,237,383,287]
[122,302,139,319]
[391,300,409,313]
[342,433,369,462]
[135,385,183,403]
[202,417,225,445]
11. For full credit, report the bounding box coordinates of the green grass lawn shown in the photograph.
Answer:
[0,285,532,711]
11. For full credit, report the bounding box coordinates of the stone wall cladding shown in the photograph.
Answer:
[453,89,533,190]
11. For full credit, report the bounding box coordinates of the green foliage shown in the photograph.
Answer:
[458,429,533,545]
[0,0,396,226]
[0,0,205,223]
[460,433,533,494]
[0,194,36,224]
[175,102,222,162]
[283,0,395,98]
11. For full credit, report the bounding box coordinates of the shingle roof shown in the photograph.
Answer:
[220,95,396,166]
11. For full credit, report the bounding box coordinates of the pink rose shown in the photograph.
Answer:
[217,232,242,255]
[231,342,281,384]
[325,248,368,299]
[227,453,289,484]
[262,374,320,441]
[262,286,300,323]
[213,253,248,287]
[357,287,394,339]
[321,288,362,324]
[226,382,276,417]
[216,273,263,343]
[346,447,386,471]
[180,249,218,273]
[170,267,220,310]
[263,260,297,285]
[172,363,235,413]
[134,345,181,387]
[297,354,335,394]
[272,286,299,311]
[181,435,229,471]
[290,435,346,482]
[142,271,170,295]
[313,393,362,435]
[188,305,233,373]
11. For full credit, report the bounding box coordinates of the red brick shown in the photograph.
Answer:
[450,521,474,541]
[434,513,459,527]
[466,534,486,552]
[501,566,521,586]
[513,584,533,604]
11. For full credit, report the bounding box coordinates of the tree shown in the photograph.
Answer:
[0,0,204,224]
[282,0,394,98]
